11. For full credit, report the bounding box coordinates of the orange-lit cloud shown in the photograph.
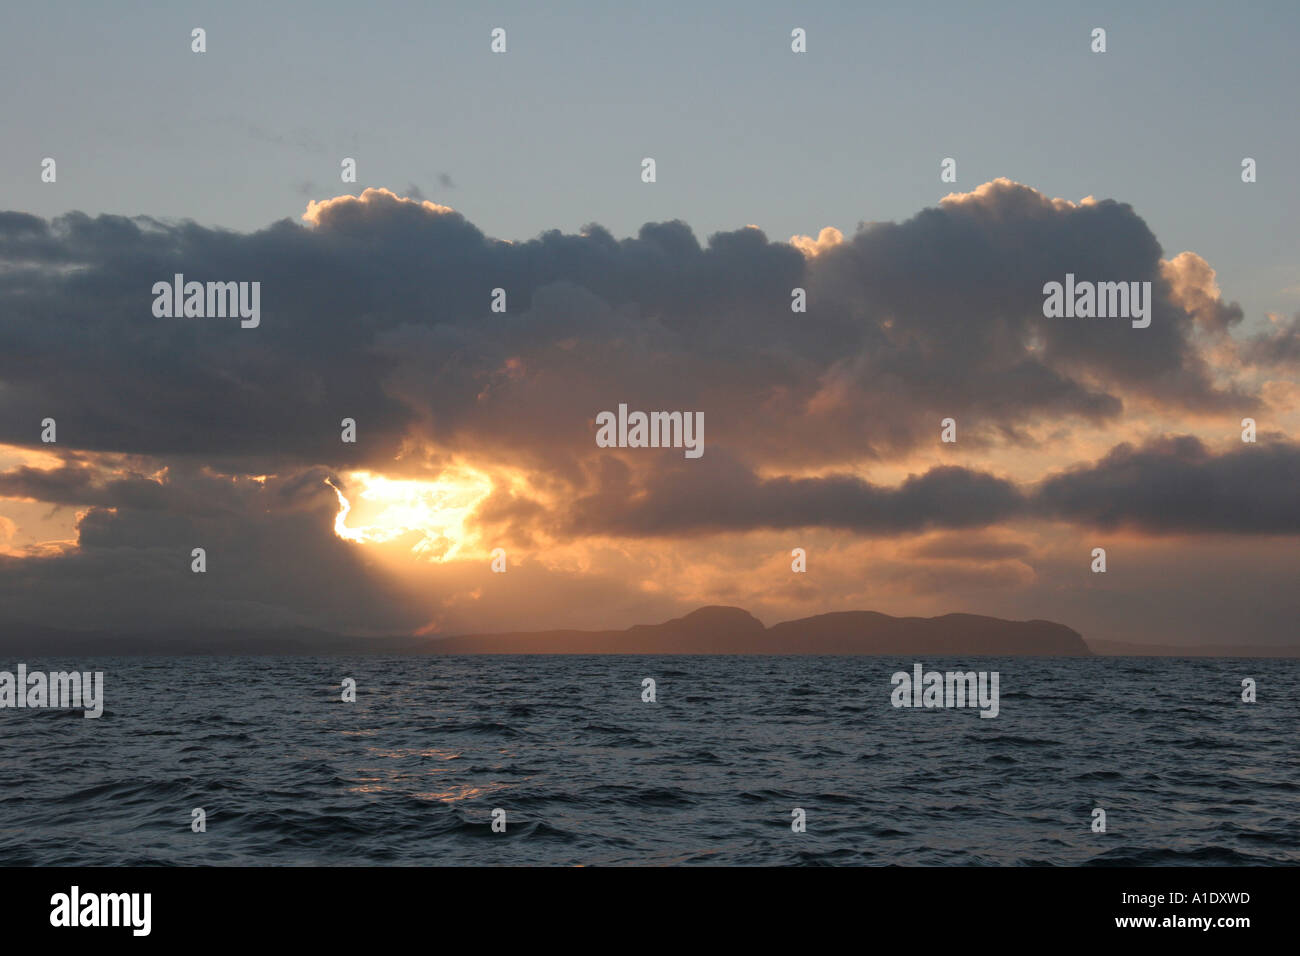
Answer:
[302,186,456,225]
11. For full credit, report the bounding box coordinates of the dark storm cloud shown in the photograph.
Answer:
[1034,435,1300,534]
[0,457,174,511]
[0,207,417,469]
[564,450,1026,536]
[806,185,1246,426]
[0,181,1270,478]
[555,437,1300,538]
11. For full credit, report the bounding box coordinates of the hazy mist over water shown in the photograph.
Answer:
[3,655,1296,866]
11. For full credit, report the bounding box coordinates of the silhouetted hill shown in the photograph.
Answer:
[428,605,1091,655]
[765,611,1089,655]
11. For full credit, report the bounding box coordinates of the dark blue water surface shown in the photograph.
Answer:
[2,655,1296,865]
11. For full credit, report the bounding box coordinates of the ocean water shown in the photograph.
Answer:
[1,655,1297,866]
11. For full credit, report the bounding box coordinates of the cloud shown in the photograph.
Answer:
[904,533,1033,562]
[548,436,1300,539]
[564,450,1026,537]
[0,181,1273,478]
[1244,312,1300,366]
[1033,435,1300,534]
[0,181,1295,634]
[790,226,844,257]
[1161,251,1245,334]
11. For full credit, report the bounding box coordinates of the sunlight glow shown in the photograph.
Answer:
[327,467,493,561]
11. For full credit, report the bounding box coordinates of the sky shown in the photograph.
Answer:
[1,1,1298,647]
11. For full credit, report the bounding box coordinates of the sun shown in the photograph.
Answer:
[327,467,493,562]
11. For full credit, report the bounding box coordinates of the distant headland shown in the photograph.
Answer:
[4,607,1297,656]
[428,606,1091,656]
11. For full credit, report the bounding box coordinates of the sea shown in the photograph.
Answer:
[1,655,1296,866]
